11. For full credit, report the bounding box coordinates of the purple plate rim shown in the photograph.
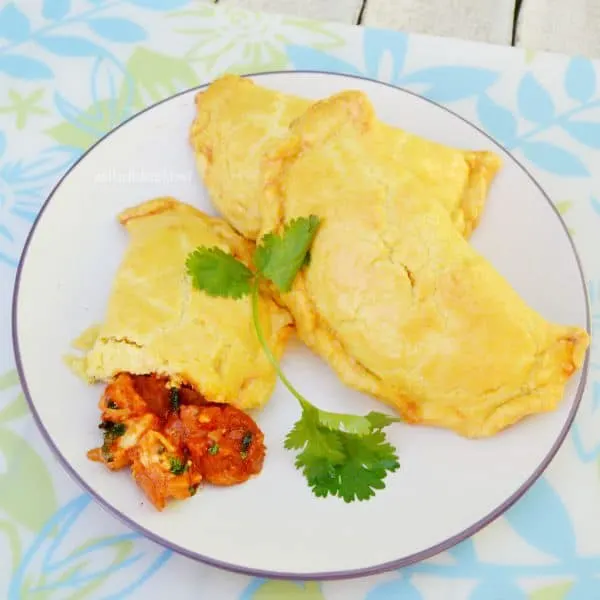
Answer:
[11,69,592,581]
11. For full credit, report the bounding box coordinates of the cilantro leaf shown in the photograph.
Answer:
[296,429,400,503]
[294,454,336,498]
[365,411,403,430]
[286,401,400,502]
[313,408,400,436]
[186,247,253,299]
[254,215,321,292]
[335,432,400,502]
[285,406,345,462]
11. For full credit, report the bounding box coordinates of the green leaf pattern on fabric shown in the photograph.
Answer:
[555,200,575,235]
[169,5,344,76]
[252,581,325,599]
[0,428,58,532]
[529,581,573,600]
[0,392,28,424]
[121,47,199,110]
[0,370,19,390]
[0,89,48,130]
[0,368,57,577]
[46,98,125,149]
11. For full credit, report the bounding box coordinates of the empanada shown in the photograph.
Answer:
[190,74,501,240]
[260,91,589,438]
[70,197,293,411]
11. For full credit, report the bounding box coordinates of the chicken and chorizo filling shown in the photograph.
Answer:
[88,373,265,511]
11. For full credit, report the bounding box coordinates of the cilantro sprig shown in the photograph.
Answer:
[185,216,401,502]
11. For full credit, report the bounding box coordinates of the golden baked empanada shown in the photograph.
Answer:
[71,197,292,411]
[190,75,308,240]
[260,91,589,438]
[190,74,501,240]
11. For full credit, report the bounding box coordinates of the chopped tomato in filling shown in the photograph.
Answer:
[88,373,266,510]
[177,404,264,486]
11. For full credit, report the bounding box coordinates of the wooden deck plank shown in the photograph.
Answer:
[361,0,517,44]
[516,0,600,57]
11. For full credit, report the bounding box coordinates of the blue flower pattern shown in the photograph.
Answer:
[1,3,600,599]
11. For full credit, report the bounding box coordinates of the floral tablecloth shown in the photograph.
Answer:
[1,1,600,598]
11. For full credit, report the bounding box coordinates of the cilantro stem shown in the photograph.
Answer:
[186,223,401,503]
[251,279,310,410]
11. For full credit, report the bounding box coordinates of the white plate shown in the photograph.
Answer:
[12,71,590,579]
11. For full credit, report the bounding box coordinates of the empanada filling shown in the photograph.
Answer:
[88,372,265,510]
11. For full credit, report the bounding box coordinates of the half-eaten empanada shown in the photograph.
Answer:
[70,197,293,411]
